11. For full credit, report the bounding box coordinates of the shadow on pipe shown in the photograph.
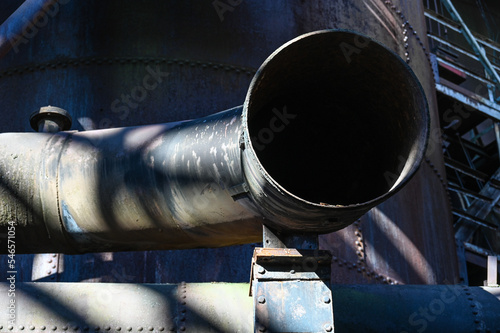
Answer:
[0,30,429,253]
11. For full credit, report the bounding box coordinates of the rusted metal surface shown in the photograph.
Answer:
[1,282,499,332]
[320,0,460,286]
[251,247,334,332]
[0,0,459,284]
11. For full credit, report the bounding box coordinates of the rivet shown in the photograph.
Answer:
[126,327,132,332]
[158,327,165,332]
[8,325,13,331]
[94,327,100,331]
[323,296,331,304]
[258,324,266,332]
[148,327,154,331]
[116,327,121,331]
[62,326,68,331]
[52,326,58,331]
[180,327,186,331]
[83,327,89,331]
[138,327,144,331]
[52,253,57,257]
[41,326,46,331]
[29,326,36,331]
[324,324,333,332]
[104,326,111,331]
[72,326,79,331]
[48,259,53,263]
[258,295,266,304]
[19,325,25,330]
[290,269,295,274]
[257,266,266,274]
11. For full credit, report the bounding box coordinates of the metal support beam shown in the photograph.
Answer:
[441,0,500,94]
[487,255,498,287]
[436,79,500,121]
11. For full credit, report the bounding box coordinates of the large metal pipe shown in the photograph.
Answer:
[0,30,429,254]
[1,282,499,332]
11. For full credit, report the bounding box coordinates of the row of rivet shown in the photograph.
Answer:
[384,1,453,205]
[353,220,365,263]
[1,283,191,333]
[384,0,433,68]
[332,252,399,285]
[179,281,187,332]
[0,57,257,79]
[47,253,59,280]
[353,220,399,285]
[462,286,486,333]
[0,325,167,332]
[425,157,454,213]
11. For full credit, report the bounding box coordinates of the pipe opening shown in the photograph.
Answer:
[246,30,428,206]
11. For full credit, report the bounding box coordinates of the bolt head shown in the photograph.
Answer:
[257,295,266,304]
[30,106,72,132]
[324,324,333,332]
[257,266,266,274]
[323,295,331,304]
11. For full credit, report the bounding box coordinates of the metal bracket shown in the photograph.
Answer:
[263,225,319,249]
[251,246,334,332]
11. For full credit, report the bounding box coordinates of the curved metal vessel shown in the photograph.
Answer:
[0,0,458,285]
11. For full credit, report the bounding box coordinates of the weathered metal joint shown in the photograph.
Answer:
[251,248,334,332]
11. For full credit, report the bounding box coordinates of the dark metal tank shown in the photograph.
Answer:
[0,0,458,285]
